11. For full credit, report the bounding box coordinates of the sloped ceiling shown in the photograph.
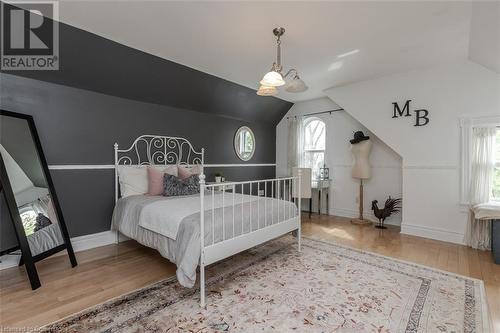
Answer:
[52,1,473,102]
[0,144,33,195]
[468,1,500,73]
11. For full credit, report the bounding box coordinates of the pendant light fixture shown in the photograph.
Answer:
[257,27,308,96]
[256,85,278,96]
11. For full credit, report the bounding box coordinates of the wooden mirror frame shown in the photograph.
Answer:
[0,110,77,289]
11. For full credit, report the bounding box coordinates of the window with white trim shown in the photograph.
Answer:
[303,117,326,180]
[493,128,500,200]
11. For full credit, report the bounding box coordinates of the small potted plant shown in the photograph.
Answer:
[215,172,223,183]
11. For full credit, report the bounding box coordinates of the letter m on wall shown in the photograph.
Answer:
[392,100,412,118]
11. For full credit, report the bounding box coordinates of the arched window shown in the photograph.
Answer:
[302,117,326,180]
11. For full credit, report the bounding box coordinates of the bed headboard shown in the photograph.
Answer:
[114,135,204,201]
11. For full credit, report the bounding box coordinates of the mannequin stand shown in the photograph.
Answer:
[351,179,372,225]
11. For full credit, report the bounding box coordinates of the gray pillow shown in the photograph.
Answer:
[163,174,200,196]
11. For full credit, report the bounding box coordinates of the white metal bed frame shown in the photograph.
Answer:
[114,135,301,307]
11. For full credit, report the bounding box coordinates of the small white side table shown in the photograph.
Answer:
[312,179,331,215]
[206,182,234,192]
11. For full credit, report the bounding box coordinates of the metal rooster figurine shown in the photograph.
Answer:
[371,197,402,229]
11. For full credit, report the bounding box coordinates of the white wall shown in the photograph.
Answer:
[276,97,403,225]
[324,60,500,244]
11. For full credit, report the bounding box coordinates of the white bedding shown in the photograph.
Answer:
[112,193,296,287]
[138,192,259,240]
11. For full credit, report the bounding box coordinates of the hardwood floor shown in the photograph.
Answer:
[1,214,499,332]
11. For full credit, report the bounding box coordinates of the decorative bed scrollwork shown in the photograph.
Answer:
[114,135,205,203]
[115,135,204,167]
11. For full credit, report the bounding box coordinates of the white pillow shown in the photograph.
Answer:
[118,165,179,198]
[118,166,148,197]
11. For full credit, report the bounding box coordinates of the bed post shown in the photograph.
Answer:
[199,157,206,308]
[297,169,302,252]
[114,142,120,244]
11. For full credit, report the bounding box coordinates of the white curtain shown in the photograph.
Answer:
[287,117,305,175]
[465,127,496,250]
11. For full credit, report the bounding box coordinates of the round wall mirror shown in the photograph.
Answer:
[234,126,255,161]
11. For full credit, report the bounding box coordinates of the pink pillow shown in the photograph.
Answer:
[147,166,177,196]
[177,164,202,180]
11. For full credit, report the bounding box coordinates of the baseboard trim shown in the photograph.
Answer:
[0,230,129,271]
[70,230,121,252]
[331,208,401,226]
[401,223,465,245]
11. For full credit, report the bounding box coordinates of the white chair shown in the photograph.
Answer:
[293,167,312,218]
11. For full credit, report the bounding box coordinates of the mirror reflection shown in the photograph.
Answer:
[234,126,255,161]
[0,115,64,256]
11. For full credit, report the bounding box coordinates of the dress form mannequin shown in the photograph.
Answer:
[351,140,372,179]
[349,132,373,225]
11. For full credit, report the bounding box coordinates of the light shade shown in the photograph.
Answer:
[260,71,285,87]
[285,77,308,93]
[256,85,278,96]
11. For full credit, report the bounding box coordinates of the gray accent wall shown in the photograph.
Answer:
[1,74,288,238]
[2,74,280,166]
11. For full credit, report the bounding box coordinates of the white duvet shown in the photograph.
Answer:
[138,192,258,240]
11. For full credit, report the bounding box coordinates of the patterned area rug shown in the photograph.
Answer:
[42,236,490,332]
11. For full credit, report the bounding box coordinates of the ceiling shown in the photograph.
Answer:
[468,1,500,74]
[56,1,475,102]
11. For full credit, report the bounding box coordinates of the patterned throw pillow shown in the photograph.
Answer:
[34,213,52,232]
[163,174,200,196]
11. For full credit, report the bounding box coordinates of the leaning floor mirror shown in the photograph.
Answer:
[0,110,77,289]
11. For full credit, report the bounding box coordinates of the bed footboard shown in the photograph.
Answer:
[198,171,301,307]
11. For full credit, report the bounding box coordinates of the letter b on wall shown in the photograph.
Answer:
[414,109,429,127]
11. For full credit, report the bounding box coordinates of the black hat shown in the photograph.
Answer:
[350,131,370,144]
